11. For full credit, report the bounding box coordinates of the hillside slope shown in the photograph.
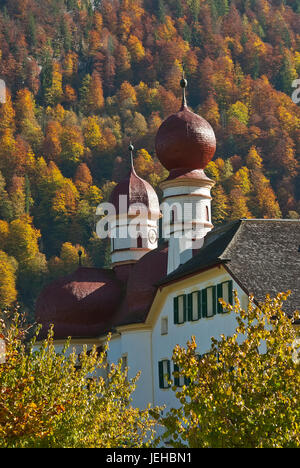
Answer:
[0,0,299,311]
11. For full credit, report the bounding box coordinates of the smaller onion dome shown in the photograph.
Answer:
[36,267,123,339]
[110,144,160,218]
[155,78,216,171]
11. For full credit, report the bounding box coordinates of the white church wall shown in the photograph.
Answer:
[106,330,153,409]
[149,265,248,411]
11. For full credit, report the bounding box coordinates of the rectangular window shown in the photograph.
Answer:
[174,364,185,388]
[206,286,217,317]
[178,295,185,323]
[121,354,128,375]
[193,291,201,320]
[158,360,171,389]
[161,317,168,335]
[174,295,186,324]
[217,280,233,313]
[188,291,201,321]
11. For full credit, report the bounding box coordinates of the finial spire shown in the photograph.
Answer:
[129,142,135,172]
[78,250,83,267]
[180,66,188,110]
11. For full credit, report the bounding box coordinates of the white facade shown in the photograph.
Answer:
[110,214,159,266]
[106,265,249,411]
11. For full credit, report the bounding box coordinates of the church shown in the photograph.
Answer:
[36,79,300,410]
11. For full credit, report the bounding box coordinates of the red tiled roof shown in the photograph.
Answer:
[36,267,124,339]
[113,242,169,327]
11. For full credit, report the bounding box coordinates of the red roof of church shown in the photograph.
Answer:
[36,267,123,339]
[35,243,169,339]
[113,242,169,327]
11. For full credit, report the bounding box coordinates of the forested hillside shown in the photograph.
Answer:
[0,0,299,313]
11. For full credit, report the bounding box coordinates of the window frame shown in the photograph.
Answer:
[174,294,187,325]
[203,286,217,318]
[161,317,168,335]
[217,280,233,314]
[158,359,171,389]
[187,291,201,322]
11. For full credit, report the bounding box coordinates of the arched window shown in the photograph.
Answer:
[206,206,210,222]
[171,209,175,225]
[137,235,143,248]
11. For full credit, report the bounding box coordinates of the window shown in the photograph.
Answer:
[158,360,171,389]
[187,291,201,321]
[206,206,210,222]
[137,235,143,248]
[217,280,233,313]
[174,364,185,388]
[161,317,168,335]
[202,286,216,318]
[171,209,175,225]
[121,354,128,373]
[174,295,186,324]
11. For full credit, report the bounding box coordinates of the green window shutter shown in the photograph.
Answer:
[158,361,164,389]
[213,286,217,315]
[174,297,179,324]
[174,363,180,387]
[197,291,202,319]
[187,293,193,321]
[228,280,233,305]
[217,283,223,314]
[184,376,191,386]
[167,360,171,387]
[202,289,207,318]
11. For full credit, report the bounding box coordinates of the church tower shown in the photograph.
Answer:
[155,77,216,274]
[109,145,160,281]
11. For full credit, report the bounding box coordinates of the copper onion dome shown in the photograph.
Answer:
[110,144,160,217]
[155,78,216,171]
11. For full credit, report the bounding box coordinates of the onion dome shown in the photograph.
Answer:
[110,144,160,218]
[155,78,216,171]
[35,267,123,339]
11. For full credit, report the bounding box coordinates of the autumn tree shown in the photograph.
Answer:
[0,313,158,448]
[0,251,17,308]
[161,292,300,448]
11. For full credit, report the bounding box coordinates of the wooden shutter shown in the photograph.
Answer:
[158,361,164,388]
[174,363,180,387]
[184,376,191,386]
[167,360,171,387]
[202,289,207,318]
[217,283,223,314]
[228,280,233,305]
[187,293,193,321]
[174,297,179,324]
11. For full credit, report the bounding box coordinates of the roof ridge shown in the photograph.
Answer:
[240,218,300,222]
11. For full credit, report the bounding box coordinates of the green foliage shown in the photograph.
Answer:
[0,310,159,448]
[161,292,300,448]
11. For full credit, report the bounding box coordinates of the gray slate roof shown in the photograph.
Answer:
[158,219,300,314]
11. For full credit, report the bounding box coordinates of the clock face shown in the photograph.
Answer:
[148,229,157,245]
